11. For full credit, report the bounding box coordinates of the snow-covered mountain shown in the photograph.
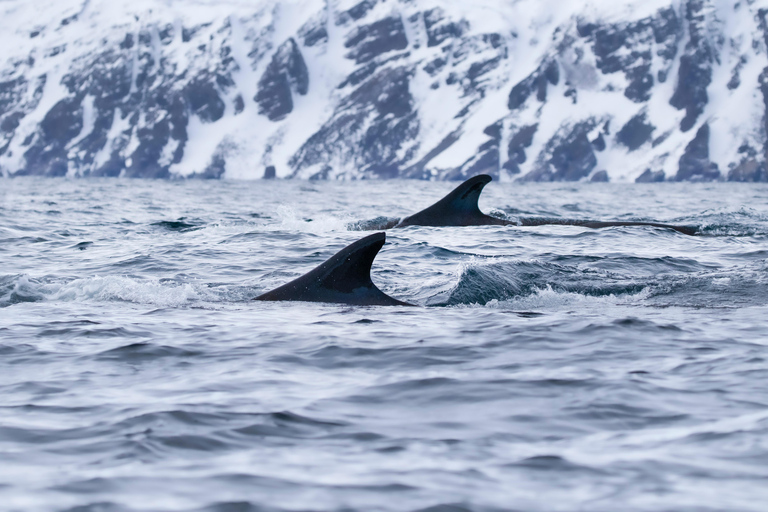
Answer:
[1,0,766,181]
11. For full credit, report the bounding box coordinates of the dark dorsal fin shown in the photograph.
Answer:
[254,233,411,306]
[395,174,511,228]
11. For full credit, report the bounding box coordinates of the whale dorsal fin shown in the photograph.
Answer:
[255,232,411,306]
[395,174,509,227]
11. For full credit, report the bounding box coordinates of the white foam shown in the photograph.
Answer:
[272,204,353,233]
[4,274,209,308]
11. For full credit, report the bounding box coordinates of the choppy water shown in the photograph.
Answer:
[1,177,768,512]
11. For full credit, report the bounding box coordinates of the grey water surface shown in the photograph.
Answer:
[1,178,768,512]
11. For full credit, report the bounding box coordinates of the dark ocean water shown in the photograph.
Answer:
[1,178,768,512]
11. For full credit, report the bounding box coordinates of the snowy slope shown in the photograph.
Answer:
[0,0,766,181]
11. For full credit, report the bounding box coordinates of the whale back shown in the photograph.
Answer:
[254,232,411,306]
[395,174,510,228]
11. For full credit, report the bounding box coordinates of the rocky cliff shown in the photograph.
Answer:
[1,0,766,181]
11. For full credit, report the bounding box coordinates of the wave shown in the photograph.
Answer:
[272,205,353,233]
[347,216,401,231]
[696,207,768,237]
[431,256,768,308]
[0,274,256,309]
[433,259,648,306]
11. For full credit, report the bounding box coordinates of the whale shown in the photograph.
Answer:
[254,232,411,306]
[387,174,697,235]
[394,174,508,228]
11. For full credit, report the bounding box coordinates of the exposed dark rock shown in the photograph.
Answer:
[184,75,225,123]
[119,33,134,50]
[263,165,276,179]
[255,38,309,121]
[592,26,628,73]
[760,67,768,159]
[544,59,560,86]
[652,7,681,60]
[483,33,504,49]
[468,56,501,84]
[79,53,133,108]
[447,122,503,180]
[669,0,712,131]
[124,111,172,178]
[454,100,477,119]
[577,21,597,38]
[338,52,410,89]
[675,123,720,181]
[591,132,606,152]
[47,45,66,59]
[218,46,236,75]
[337,0,377,25]
[591,170,609,182]
[19,96,83,176]
[309,164,332,180]
[503,124,537,174]
[159,24,174,45]
[233,95,244,114]
[364,128,419,177]
[759,9,768,50]
[305,26,328,47]
[624,62,654,103]
[728,56,748,90]
[652,131,671,147]
[671,55,711,131]
[423,57,446,76]
[339,62,378,89]
[635,169,666,182]
[0,77,28,118]
[61,13,78,26]
[423,8,467,47]
[90,151,124,177]
[450,32,507,78]
[508,59,559,110]
[291,66,416,178]
[369,69,412,118]
[115,86,188,179]
[0,77,28,156]
[301,18,328,47]
[728,144,766,182]
[360,112,418,177]
[181,23,212,44]
[728,159,767,182]
[584,8,678,104]
[564,87,577,104]
[483,122,502,139]
[199,153,226,179]
[548,123,598,181]
[617,113,655,151]
[1,112,23,133]
[345,16,408,64]
[522,122,597,181]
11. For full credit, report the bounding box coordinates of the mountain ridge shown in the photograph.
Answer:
[0,0,766,182]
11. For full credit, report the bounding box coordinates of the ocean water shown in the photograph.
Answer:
[1,177,768,512]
